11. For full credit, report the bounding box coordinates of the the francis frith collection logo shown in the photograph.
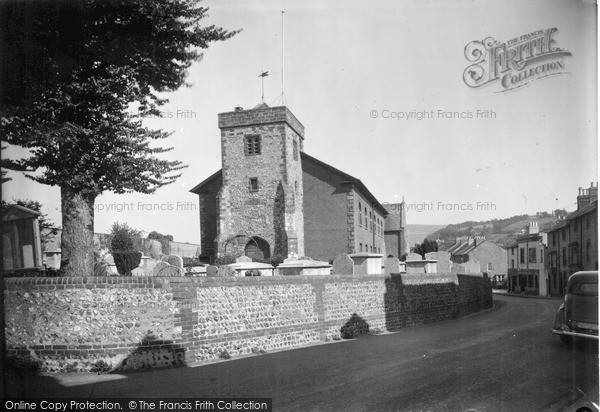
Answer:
[463,28,572,92]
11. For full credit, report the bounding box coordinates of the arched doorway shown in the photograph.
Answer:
[245,237,270,260]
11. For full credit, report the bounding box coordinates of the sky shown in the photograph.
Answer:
[2,0,598,244]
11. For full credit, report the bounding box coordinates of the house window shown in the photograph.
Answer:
[574,220,578,232]
[569,243,579,265]
[550,252,557,268]
[540,249,543,264]
[511,248,514,255]
[562,247,567,266]
[552,233,556,246]
[528,248,536,263]
[487,262,493,271]
[359,243,362,252]
[369,211,372,232]
[511,259,515,268]
[586,239,591,263]
[520,248,525,264]
[293,140,298,160]
[364,207,368,227]
[249,178,259,192]
[244,135,261,155]
[561,229,566,241]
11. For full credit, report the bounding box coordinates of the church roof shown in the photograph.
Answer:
[189,169,222,194]
[300,152,388,217]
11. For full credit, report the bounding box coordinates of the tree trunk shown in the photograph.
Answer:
[60,186,96,276]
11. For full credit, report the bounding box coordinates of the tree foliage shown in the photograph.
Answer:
[1,0,238,196]
[413,239,438,257]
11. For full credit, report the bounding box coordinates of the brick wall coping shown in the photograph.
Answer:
[3,273,483,287]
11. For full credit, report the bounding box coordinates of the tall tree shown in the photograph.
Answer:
[0,0,238,276]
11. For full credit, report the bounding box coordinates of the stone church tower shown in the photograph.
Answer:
[215,104,305,260]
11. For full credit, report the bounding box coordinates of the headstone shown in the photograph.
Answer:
[217,265,238,277]
[152,261,183,277]
[132,267,148,277]
[103,254,115,265]
[425,251,451,273]
[384,257,401,274]
[235,255,252,263]
[406,252,423,261]
[161,254,183,268]
[206,265,219,277]
[332,253,354,276]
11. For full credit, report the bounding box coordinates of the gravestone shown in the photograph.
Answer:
[132,267,149,277]
[425,251,451,273]
[235,255,252,263]
[206,265,219,277]
[332,253,354,276]
[406,252,423,261]
[217,265,238,277]
[384,257,401,274]
[161,254,183,268]
[152,261,183,277]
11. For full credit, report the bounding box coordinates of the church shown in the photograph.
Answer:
[191,103,394,263]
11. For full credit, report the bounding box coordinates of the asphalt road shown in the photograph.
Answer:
[6,294,599,411]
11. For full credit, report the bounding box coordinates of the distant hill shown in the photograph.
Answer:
[405,224,447,248]
[425,214,563,248]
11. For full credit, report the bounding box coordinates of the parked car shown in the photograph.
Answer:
[552,271,598,344]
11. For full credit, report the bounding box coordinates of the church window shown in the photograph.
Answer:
[244,135,261,155]
[293,140,298,160]
[249,178,259,192]
[359,203,362,226]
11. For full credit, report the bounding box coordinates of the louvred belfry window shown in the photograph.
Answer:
[245,135,261,155]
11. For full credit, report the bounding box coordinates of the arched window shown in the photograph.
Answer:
[364,207,368,228]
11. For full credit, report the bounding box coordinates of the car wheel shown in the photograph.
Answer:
[560,335,572,345]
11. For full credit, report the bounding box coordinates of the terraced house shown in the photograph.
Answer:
[191,103,389,263]
[545,182,598,296]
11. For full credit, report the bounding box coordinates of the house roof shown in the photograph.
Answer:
[1,204,42,221]
[300,152,388,217]
[546,201,597,233]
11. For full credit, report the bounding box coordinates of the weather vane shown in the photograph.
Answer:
[259,71,269,103]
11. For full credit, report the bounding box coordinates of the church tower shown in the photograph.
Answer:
[215,103,305,260]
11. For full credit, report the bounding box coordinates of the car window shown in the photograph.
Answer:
[579,283,598,293]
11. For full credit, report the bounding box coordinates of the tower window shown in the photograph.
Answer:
[249,178,259,192]
[244,135,261,155]
[293,140,298,160]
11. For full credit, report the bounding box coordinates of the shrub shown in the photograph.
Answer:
[111,222,142,276]
[340,313,370,339]
[215,254,238,266]
[182,257,202,267]
[90,360,112,373]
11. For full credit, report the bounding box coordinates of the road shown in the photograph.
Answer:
[7,294,599,411]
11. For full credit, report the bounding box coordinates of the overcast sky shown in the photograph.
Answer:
[3,0,597,244]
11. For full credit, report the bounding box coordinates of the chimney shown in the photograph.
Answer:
[527,221,539,235]
[577,182,597,210]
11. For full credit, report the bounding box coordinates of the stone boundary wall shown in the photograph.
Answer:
[4,273,492,372]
